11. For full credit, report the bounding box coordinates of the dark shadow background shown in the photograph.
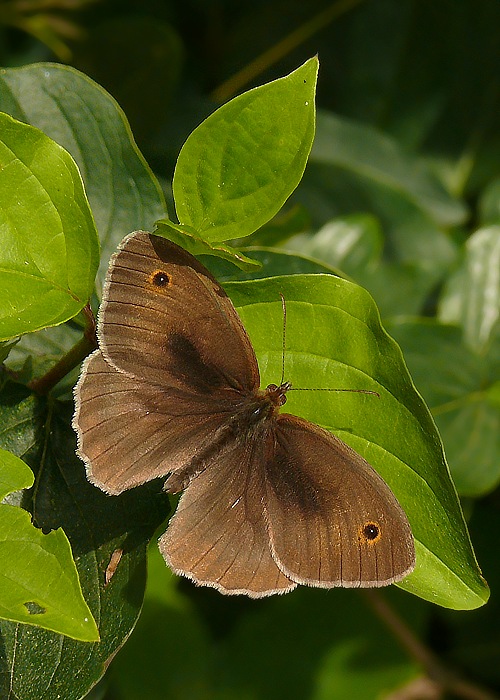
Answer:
[2,1,499,698]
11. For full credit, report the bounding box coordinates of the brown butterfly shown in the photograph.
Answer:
[73,231,415,597]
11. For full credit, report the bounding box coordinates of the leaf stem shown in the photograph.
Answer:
[431,390,485,417]
[362,590,498,700]
[27,304,97,395]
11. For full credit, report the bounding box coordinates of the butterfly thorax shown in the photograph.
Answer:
[224,381,290,437]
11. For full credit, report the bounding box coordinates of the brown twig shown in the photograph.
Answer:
[210,0,366,103]
[362,590,499,700]
[27,303,97,395]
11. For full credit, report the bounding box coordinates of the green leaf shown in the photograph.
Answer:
[0,63,167,290]
[478,177,500,225]
[386,319,500,497]
[155,219,261,271]
[0,387,170,698]
[173,57,318,242]
[223,275,487,610]
[0,112,99,341]
[0,339,18,364]
[0,447,34,499]
[286,214,383,275]
[0,448,98,641]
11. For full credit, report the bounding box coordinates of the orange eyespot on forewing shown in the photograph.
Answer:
[148,269,171,291]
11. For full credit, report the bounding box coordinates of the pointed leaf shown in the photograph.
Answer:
[0,448,34,500]
[173,57,318,242]
[155,219,261,271]
[224,274,488,610]
[462,227,500,354]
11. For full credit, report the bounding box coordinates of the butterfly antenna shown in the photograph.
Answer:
[290,387,380,397]
[280,292,287,385]
[278,292,379,398]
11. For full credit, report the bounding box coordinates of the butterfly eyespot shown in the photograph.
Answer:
[150,270,171,288]
[359,522,381,544]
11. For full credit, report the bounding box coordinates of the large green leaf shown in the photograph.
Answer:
[0,449,98,641]
[0,112,99,340]
[0,63,167,290]
[173,57,318,242]
[222,274,487,610]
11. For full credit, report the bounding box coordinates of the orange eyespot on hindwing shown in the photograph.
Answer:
[359,521,382,545]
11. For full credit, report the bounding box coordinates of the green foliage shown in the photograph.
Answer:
[110,546,424,700]
[387,320,500,498]
[0,2,499,695]
[0,390,169,699]
[0,63,167,292]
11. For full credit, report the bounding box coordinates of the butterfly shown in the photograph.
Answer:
[73,231,415,597]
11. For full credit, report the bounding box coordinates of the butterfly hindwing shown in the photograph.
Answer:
[159,429,296,597]
[74,350,251,493]
[264,414,415,587]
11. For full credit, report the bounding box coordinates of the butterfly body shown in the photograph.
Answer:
[73,231,415,597]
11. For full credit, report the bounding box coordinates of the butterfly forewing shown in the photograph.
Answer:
[265,414,415,587]
[98,231,260,395]
[74,231,261,494]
